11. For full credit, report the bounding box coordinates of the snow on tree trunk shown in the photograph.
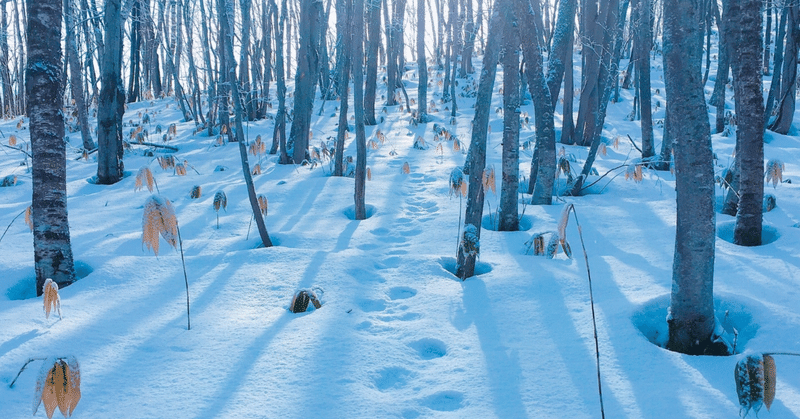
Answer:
[27,0,76,295]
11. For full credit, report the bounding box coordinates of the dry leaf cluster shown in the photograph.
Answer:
[257,194,269,217]
[449,167,467,197]
[134,167,155,192]
[43,278,61,320]
[252,164,262,175]
[157,155,176,170]
[625,164,644,183]
[190,185,202,199]
[1,174,17,187]
[289,290,323,313]
[735,353,776,417]
[9,134,17,146]
[413,136,427,150]
[142,195,178,256]
[367,167,372,181]
[482,166,496,195]
[526,205,573,258]
[25,206,33,231]
[213,191,227,212]
[402,162,411,174]
[765,159,784,188]
[249,135,266,156]
[460,224,480,257]
[34,357,81,418]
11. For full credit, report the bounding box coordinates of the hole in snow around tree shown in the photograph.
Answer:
[343,204,377,220]
[632,294,757,355]
[716,221,780,245]
[437,257,492,280]
[5,260,93,300]
[481,213,534,232]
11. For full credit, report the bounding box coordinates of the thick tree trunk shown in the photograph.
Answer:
[288,0,322,163]
[499,27,520,231]
[96,0,125,185]
[545,0,575,108]
[27,0,76,295]
[353,0,368,219]
[219,0,273,248]
[728,0,765,247]
[127,0,142,103]
[364,0,381,125]
[456,0,508,279]
[664,0,727,356]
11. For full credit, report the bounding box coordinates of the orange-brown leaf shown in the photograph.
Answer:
[764,354,776,411]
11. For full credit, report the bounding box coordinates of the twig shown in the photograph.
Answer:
[626,134,643,154]
[763,352,800,357]
[9,357,46,388]
[565,204,605,419]
[135,141,179,152]
[1,143,31,158]
[0,208,26,245]
[176,225,191,330]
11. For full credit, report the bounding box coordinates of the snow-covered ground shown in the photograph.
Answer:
[2,49,800,418]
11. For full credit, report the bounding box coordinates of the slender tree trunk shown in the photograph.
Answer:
[65,0,95,151]
[183,0,205,126]
[770,4,800,135]
[499,26,520,231]
[664,0,727,356]
[459,0,474,76]
[635,0,653,158]
[545,0,575,108]
[728,0,764,247]
[353,0,368,219]
[240,0,257,121]
[12,0,25,114]
[199,0,217,134]
[764,5,787,129]
[96,0,125,185]
[0,0,13,117]
[219,0,274,248]
[364,0,381,125]
[334,0,351,176]
[274,0,290,162]
[27,0,76,295]
[456,0,508,279]
[127,0,142,103]
[416,0,428,122]
[764,0,772,75]
[560,28,575,144]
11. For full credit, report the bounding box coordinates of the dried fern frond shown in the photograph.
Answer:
[25,206,33,231]
[257,194,268,217]
[9,134,17,146]
[175,163,187,176]
[134,167,155,192]
[34,357,80,419]
[765,159,785,188]
[142,195,178,256]
[43,278,61,320]
[213,191,227,212]
[736,354,767,417]
[190,185,202,199]
[402,162,411,174]
[252,164,262,175]
[157,155,176,170]
[482,166,496,195]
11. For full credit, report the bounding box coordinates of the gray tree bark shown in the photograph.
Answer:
[353,0,368,219]
[288,0,323,163]
[334,0,351,177]
[65,0,95,151]
[96,0,125,185]
[728,0,765,247]
[27,0,76,295]
[634,0,653,159]
[364,0,381,125]
[770,4,800,135]
[499,24,520,231]
[664,0,728,356]
[416,0,428,122]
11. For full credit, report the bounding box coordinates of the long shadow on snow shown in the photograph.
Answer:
[457,278,530,418]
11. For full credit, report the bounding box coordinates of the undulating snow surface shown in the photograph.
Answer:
[1,50,800,419]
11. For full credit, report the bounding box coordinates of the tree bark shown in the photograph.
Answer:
[770,4,800,135]
[334,0,351,177]
[545,0,575,108]
[364,0,381,125]
[353,0,368,220]
[65,0,95,151]
[96,0,125,185]
[499,24,520,231]
[634,0,653,159]
[416,0,428,122]
[764,6,788,129]
[664,0,727,356]
[288,0,323,163]
[27,0,76,295]
[728,0,765,246]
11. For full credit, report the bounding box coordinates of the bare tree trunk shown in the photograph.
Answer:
[416,0,428,122]
[273,0,290,162]
[219,0,274,248]
[560,28,575,145]
[333,0,351,177]
[634,0,653,158]
[499,25,520,231]
[12,0,26,114]
[364,0,381,125]
[728,0,765,247]
[709,0,728,134]
[128,0,143,103]
[764,0,773,75]
[386,0,407,106]
[96,0,125,185]
[79,0,100,101]
[199,0,217,134]
[459,0,473,76]
[353,0,368,219]
[1,0,14,117]
[764,6,788,129]
[184,0,205,126]
[770,4,800,135]
[240,0,257,121]
[288,0,323,163]
[664,0,728,356]
[456,0,508,279]
[27,0,76,295]
[545,0,575,108]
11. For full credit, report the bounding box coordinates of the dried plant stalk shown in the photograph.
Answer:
[142,195,178,256]
[9,134,17,146]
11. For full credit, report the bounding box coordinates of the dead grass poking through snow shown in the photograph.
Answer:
[42,279,61,320]
[142,196,178,256]
[134,167,155,192]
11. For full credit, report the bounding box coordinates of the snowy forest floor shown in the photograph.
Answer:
[2,49,800,418]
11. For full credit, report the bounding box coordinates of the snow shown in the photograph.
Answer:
[2,49,800,419]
